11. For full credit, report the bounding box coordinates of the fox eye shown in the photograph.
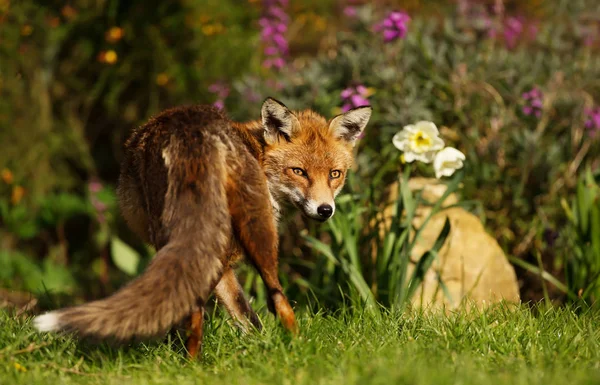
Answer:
[330,170,342,179]
[292,168,307,177]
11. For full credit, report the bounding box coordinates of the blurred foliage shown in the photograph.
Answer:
[1,0,600,309]
[561,168,600,303]
[0,0,261,299]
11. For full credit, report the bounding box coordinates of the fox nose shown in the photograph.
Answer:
[317,204,333,219]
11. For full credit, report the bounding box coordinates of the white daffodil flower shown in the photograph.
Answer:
[433,147,466,179]
[392,121,445,163]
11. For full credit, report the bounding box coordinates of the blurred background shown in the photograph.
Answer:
[1,0,599,312]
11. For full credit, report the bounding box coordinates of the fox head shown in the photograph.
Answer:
[261,98,372,222]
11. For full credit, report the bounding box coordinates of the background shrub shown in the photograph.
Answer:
[1,0,599,309]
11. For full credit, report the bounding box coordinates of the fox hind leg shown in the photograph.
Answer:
[214,267,262,332]
[185,305,205,359]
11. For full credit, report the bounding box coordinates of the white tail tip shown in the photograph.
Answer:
[34,312,61,332]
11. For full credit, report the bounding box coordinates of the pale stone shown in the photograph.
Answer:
[385,177,520,310]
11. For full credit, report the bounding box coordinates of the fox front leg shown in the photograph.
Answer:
[225,160,298,335]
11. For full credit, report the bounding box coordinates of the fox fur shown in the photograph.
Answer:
[34,98,371,353]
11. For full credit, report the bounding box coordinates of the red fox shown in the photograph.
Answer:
[34,98,371,357]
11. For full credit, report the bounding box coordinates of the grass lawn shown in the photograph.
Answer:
[1,304,599,385]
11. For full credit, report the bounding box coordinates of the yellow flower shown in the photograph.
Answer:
[313,16,327,32]
[201,23,224,36]
[61,5,77,20]
[155,73,169,86]
[0,0,10,12]
[104,50,118,65]
[1,168,13,184]
[13,363,27,372]
[21,25,33,36]
[106,27,124,43]
[48,17,61,28]
[11,185,25,205]
[392,121,445,164]
[365,87,376,97]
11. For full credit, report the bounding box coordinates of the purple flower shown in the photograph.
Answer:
[209,81,229,110]
[261,0,289,70]
[272,34,288,52]
[585,107,600,137]
[93,200,107,213]
[340,85,371,113]
[502,16,538,49]
[268,7,289,23]
[503,17,523,49]
[582,24,598,47]
[213,100,224,110]
[374,11,410,43]
[457,0,470,16]
[343,6,357,18]
[88,178,108,224]
[522,86,543,118]
[266,78,284,91]
[264,46,278,56]
[243,87,261,103]
[88,180,103,193]
[263,57,285,70]
[456,1,507,39]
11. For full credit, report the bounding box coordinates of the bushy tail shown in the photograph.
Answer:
[34,135,231,342]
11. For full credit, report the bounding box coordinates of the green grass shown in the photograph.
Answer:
[1,303,600,385]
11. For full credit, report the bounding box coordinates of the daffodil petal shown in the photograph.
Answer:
[392,132,408,151]
[434,147,466,179]
[403,152,417,163]
[415,121,439,136]
[431,136,445,151]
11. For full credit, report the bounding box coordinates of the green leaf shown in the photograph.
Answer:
[340,258,377,312]
[39,259,77,294]
[577,179,590,234]
[38,193,90,225]
[591,204,600,259]
[409,169,463,251]
[406,217,451,301]
[509,256,572,298]
[302,235,339,266]
[110,236,141,276]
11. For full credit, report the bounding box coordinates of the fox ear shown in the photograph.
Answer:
[329,106,372,146]
[261,97,300,144]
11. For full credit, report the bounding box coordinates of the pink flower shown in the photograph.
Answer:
[343,6,357,18]
[260,0,289,70]
[374,11,410,43]
[341,85,371,112]
[88,180,103,193]
[502,16,538,49]
[522,86,543,118]
[88,181,108,224]
[209,82,229,110]
[503,17,523,49]
[585,107,600,137]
